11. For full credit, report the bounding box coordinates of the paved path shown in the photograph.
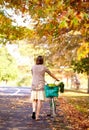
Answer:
[0,87,70,130]
[0,87,31,96]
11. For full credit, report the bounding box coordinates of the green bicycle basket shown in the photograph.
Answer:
[44,84,59,98]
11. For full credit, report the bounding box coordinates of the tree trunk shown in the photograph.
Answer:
[87,75,89,93]
[66,77,69,88]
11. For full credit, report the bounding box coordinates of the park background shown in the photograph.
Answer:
[0,0,89,93]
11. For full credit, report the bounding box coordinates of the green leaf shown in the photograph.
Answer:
[59,20,68,28]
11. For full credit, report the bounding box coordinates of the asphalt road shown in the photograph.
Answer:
[0,87,71,130]
[0,87,31,96]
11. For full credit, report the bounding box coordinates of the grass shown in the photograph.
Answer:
[67,96,89,115]
[62,90,89,115]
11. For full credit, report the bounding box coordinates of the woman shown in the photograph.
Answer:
[30,56,59,120]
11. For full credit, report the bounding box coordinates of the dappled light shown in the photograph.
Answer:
[0,1,89,129]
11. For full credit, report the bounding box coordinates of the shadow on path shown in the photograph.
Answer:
[0,96,70,130]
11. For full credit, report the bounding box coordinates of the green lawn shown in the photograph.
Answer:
[62,90,89,115]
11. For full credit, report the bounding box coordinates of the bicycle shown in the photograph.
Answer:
[44,81,64,118]
[49,97,56,117]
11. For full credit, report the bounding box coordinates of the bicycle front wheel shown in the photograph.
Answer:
[50,97,56,117]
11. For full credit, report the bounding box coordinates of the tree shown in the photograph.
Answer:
[0,1,88,42]
[0,0,89,89]
[28,0,88,68]
[72,41,89,93]
[72,40,89,93]
[0,45,18,83]
[0,9,35,42]
[72,56,89,93]
[0,1,88,55]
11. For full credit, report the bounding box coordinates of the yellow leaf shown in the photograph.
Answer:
[45,0,50,4]
[77,42,89,60]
